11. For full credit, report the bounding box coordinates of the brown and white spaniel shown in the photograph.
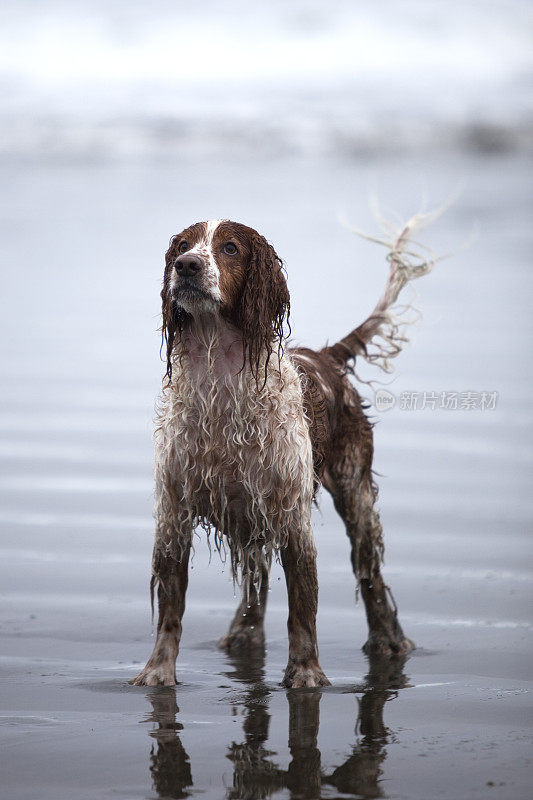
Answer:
[131,217,433,688]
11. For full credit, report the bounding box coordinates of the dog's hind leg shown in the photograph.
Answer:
[218,553,270,653]
[325,467,414,657]
[130,541,191,686]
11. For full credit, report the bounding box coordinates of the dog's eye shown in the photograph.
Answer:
[223,242,238,255]
[178,241,189,254]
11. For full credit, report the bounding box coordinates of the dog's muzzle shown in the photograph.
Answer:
[172,253,212,305]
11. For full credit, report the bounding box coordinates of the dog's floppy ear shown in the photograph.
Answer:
[237,231,290,383]
[161,236,189,383]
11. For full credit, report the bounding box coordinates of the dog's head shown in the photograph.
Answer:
[161,220,290,381]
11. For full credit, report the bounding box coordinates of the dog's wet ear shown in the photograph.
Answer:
[237,231,290,382]
[161,235,189,383]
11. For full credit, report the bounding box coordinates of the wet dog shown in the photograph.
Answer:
[131,218,431,687]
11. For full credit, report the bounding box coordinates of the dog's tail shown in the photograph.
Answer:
[324,212,437,373]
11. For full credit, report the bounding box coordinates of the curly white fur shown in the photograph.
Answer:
[152,319,314,598]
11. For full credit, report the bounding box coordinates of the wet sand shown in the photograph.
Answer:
[1,153,532,798]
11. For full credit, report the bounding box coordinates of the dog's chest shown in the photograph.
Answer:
[155,355,313,526]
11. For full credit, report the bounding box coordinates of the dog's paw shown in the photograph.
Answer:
[362,634,416,657]
[218,625,265,653]
[282,661,331,689]
[129,663,177,686]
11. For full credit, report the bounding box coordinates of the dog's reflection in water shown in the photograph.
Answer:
[144,651,408,799]
[323,655,407,799]
[144,688,192,799]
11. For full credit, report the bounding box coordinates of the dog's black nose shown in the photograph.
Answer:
[175,253,203,277]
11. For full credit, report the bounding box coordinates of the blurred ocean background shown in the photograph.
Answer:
[1,2,532,799]
[1,0,532,161]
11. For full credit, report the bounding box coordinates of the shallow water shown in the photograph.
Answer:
[1,152,532,799]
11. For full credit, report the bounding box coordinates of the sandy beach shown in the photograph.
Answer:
[1,2,532,796]
[0,148,531,798]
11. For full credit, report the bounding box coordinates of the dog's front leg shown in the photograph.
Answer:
[281,532,330,689]
[131,543,191,686]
